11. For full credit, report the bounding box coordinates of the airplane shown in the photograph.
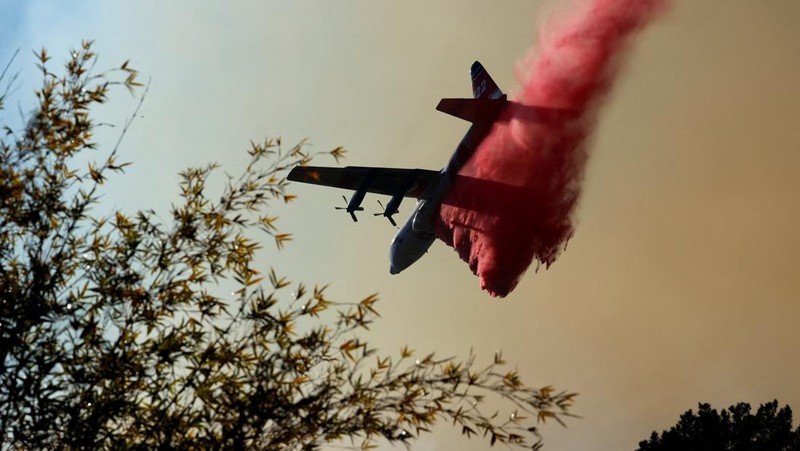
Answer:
[288,61,568,275]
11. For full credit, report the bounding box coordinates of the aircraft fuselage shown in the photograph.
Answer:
[388,119,495,274]
[388,177,445,274]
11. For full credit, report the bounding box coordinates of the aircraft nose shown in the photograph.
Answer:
[389,258,403,274]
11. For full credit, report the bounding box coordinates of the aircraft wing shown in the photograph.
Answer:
[287,166,439,198]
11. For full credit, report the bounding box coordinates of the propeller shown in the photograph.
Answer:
[373,200,398,227]
[335,195,362,222]
[333,195,348,209]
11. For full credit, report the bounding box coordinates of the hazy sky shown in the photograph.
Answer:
[2,1,798,449]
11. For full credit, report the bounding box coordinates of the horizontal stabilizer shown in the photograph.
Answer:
[438,98,579,126]
[436,97,509,124]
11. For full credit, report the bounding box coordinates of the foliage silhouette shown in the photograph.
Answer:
[0,43,575,450]
[637,400,800,451]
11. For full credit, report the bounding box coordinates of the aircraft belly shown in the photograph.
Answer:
[404,231,436,264]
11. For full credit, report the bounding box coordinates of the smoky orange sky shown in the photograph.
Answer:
[2,1,798,449]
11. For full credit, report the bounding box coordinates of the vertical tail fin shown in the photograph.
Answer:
[471,61,504,100]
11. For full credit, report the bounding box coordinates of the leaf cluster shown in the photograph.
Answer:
[1,44,574,450]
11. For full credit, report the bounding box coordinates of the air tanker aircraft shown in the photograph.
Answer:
[288,61,564,275]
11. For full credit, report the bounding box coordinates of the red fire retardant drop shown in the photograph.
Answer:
[436,0,669,297]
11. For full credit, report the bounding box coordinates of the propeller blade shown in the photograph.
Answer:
[374,200,385,216]
[335,195,348,210]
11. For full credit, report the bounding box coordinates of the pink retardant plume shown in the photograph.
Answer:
[436,0,669,297]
